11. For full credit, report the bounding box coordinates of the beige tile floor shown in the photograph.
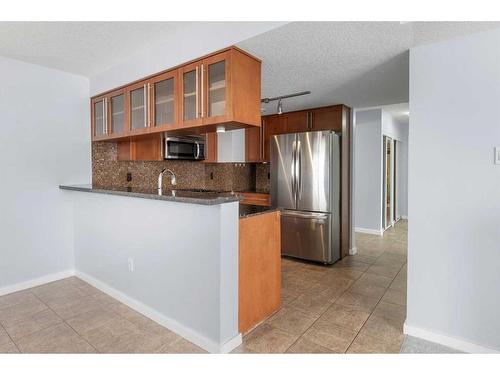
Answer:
[0,220,406,354]
[0,277,206,353]
[232,220,408,353]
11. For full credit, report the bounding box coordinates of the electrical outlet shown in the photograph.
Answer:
[495,147,500,165]
[126,172,132,182]
[127,257,134,272]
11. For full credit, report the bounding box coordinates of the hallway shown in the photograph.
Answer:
[234,220,407,353]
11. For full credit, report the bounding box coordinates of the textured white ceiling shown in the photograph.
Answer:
[237,21,500,112]
[0,21,498,111]
[0,21,284,77]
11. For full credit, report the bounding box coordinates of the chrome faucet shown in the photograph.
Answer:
[158,169,177,191]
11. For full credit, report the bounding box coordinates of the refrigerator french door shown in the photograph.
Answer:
[270,131,340,264]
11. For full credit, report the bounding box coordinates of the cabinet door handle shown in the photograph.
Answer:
[195,67,199,119]
[201,64,204,118]
[147,83,151,127]
[143,84,148,127]
[103,98,107,135]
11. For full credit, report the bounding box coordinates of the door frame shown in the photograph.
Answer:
[382,136,395,230]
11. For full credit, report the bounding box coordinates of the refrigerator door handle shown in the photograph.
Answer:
[291,139,297,204]
[281,210,329,220]
[296,140,302,202]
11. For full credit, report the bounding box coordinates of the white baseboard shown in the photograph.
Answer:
[355,227,384,236]
[349,247,357,255]
[403,322,499,354]
[75,270,241,354]
[0,270,75,297]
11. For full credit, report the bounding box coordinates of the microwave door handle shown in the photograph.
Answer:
[195,142,200,159]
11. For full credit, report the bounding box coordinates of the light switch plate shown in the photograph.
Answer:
[495,147,500,165]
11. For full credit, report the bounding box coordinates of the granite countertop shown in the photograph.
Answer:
[59,184,241,206]
[239,204,279,219]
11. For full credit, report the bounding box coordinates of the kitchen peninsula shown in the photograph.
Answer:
[61,184,242,353]
[60,183,280,353]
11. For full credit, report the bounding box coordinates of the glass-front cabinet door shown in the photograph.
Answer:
[128,81,150,134]
[92,97,107,139]
[180,61,202,127]
[150,70,177,129]
[202,51,231,124]
[109,90,126,136]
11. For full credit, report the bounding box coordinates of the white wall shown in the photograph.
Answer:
[354,109,383,233]
[89,22,286,96]
[71,192,240,353]
[406,28,500,352]
[0,56,90,292]
[397,140,409,218]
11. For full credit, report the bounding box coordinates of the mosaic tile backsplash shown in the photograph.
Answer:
[92,142,270,193]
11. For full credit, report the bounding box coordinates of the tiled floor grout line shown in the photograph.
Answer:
[280,239,400,353]
[282,285,347,353]
[282,249,390,353]
[0,318,21,353]
[29,289,101,353]
[0,290,52,353]
[343,262,405,353]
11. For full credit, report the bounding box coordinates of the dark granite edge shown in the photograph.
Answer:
[59,185,241,206]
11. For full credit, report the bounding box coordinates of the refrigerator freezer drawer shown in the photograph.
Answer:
[281,210,334,264]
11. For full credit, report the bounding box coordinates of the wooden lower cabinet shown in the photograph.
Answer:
[238,210,281,334]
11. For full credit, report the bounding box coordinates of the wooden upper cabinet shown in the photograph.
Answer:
[180,60,203,128]
[91,88,127,141]
[91,46,261,143]
[262,115,286,162]
[259,105,351,162]
[180,48,261,131]
[150,70,179,130]
[127,80,150,136]
[108,89,126,137]
[204,132,218,163]
[202,51,231,125]
[91,96,107,141]
[310,105,343,131]
[245,126,262,162]
[283,111,309,133]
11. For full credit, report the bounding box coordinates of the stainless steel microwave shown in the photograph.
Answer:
[164,136,205,160]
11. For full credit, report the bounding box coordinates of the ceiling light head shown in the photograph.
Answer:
[277,99,283,115]
[216,125,226,133]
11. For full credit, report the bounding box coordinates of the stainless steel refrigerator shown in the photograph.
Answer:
[270,131,340,264]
